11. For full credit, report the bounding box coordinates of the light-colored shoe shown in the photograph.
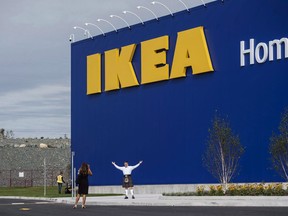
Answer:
[73,205,77,209]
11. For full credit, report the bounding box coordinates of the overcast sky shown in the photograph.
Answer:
[0,0,214,138]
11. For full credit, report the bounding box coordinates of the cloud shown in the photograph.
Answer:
[0,84,70,138]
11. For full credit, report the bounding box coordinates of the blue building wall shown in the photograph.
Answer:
[71,0,288,185]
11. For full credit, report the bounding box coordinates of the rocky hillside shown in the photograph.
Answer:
[0,137,71,187]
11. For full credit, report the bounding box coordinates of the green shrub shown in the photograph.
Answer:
[162,183,288,196]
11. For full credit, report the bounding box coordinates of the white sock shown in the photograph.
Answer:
[130,189,134,195]
[125,189,128,196]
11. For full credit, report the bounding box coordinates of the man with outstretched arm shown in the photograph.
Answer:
[112,161,143,199]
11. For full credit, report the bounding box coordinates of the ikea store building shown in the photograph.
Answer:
[71,0,288,193]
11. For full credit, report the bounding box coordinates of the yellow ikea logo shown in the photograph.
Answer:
[87,26,214,94]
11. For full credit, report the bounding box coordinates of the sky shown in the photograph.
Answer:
[0,0,214,138]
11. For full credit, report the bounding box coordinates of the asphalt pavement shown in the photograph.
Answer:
[1,198,288,216]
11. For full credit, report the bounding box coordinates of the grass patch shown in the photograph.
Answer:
[0,186,122,198]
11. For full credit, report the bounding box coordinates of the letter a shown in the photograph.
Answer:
[170,26,214,79]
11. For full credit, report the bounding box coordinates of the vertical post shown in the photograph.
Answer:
[52,170,54,186]
[31,170,33,187]
[9,170,12,187]
[71,151,75,198]
[44,158,46,196]
[74,168,76,197]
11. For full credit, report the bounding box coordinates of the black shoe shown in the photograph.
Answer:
[132,195,135,199]
[124,196,128,199]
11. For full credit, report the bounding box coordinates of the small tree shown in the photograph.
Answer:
[203,113,244,186]
[270,108,288,181]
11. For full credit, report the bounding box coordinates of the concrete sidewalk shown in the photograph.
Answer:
[52,194,288,207]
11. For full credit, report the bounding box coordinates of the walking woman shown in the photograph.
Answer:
[73,162,93,209]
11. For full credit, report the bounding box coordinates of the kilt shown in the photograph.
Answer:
[122,175,133,188]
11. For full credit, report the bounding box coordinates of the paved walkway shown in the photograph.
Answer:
[51,194,288,207]
[2,195,288,207]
